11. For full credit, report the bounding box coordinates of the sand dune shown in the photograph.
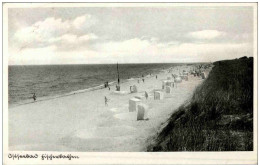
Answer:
[9,65,204,151]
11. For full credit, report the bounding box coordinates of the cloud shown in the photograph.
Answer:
[8,7,254,65]
[97,37,250,59]
[49,34,77,43]
[13,14,98,48]
[99,38,150,54]
[8,45,100,65]
[78,33,98,41]
[72,14,95,29]
[162,42,252,62]
[49,33,98,44]
[9,45,57,65]
[14,17,70,44]
[9,36,252,65]
[188,30,226,40]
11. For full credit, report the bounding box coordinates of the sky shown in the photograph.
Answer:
[8,5,255,65]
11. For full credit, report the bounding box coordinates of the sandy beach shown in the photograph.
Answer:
[9,65,205,151]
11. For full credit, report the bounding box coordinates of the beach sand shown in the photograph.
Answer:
[9,65,206,151]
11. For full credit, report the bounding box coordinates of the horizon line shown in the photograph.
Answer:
[8,56,251,66]
[8,62,211,66]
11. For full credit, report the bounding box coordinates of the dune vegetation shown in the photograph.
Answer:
[148,56,253,151]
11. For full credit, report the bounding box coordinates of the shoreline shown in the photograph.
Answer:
[9,66,173,108]
[9,64,204,151]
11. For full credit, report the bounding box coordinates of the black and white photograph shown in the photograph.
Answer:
[3,2,257,164]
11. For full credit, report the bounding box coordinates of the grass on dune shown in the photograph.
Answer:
[148,56,253,151]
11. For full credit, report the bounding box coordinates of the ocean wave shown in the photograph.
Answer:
[9,64,176,107]
[9,79,128,108]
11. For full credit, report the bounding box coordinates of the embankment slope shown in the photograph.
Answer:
[148,57,253,151]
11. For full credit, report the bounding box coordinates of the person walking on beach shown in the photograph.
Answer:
[156,75,157,79]
[107,82,110,90]
[105,96,109,106]
[142,75,145,83]
[145,91,148,100]
[32,93,37,101]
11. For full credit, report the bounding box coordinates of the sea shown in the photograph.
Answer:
[8,63,182,107]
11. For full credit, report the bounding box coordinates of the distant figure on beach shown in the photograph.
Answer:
[142,78,145,83]
[108,84,110,90]
[105,96,109,106]
[145,91,148,99]
[116,85,120,91]
[104,81,109,88]
[32,93,36,101]
[156,75,157,79]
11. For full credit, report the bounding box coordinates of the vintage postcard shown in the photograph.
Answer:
[3,2,258,165]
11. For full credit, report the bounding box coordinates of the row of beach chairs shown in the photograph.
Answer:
[127,71,205,121]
